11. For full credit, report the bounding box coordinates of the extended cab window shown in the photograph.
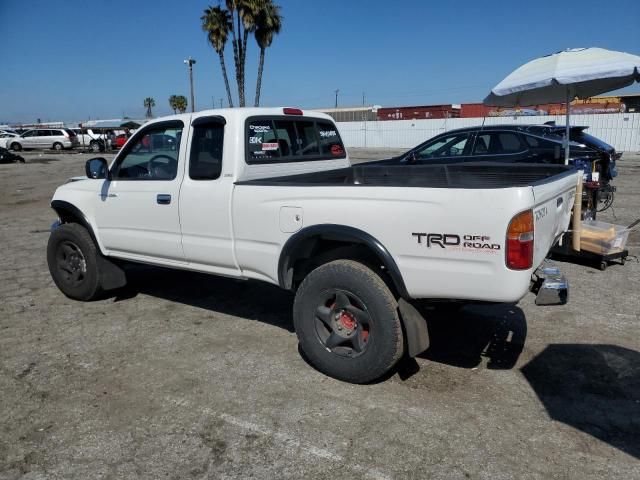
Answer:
[189,122,224,180]
[111,122,183,180]
[246,117,345,164]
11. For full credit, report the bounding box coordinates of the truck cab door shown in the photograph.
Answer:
[94,120,187,262]
[178,116,239,276]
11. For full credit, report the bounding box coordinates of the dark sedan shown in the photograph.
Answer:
[375,124,619,182]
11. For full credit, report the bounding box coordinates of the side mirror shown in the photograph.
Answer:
[404,151,419,164]
[85,157,110,179]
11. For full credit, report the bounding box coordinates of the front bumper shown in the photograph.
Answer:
[532,267,569,306]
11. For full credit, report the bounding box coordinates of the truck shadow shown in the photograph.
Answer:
[416,302,528,370]
[115,265,295,332]
[521,344,640,459]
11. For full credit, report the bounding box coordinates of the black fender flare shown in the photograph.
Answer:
[278,224,429,357]
[50,200,126,290]
[278,224,410,299]
[51,200,100,249]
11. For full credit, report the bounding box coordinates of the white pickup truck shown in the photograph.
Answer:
[47,107,577,383]
[70,128,110,152]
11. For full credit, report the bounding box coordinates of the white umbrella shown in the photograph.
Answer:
[484,47,640,164]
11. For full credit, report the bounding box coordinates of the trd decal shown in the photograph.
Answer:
[412,233,501,252]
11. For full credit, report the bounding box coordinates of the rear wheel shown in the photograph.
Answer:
[293,259,404,383]
[89,140,101,152]
[47,223,103,301]
[53,142,63,151]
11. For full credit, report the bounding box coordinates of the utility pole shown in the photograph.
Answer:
[220,98,223,108]
[334,89,339,109]
[184,56,196,112]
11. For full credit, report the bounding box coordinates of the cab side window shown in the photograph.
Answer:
[417,133,470,158]
[111,122,183,180]
[189,123,224,180]
[474,132,524,155]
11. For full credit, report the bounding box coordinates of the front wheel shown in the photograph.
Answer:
[10,142,22,151]
[89,140,102,152]
[293,259,404,383]
[47,223,103,301]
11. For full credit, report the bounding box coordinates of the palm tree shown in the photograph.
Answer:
[168,95,179,114]
[254,0,282,106]
[202,5,234,108]
[175,95,188,113]
[237,0,261,107]
[144,97,155,118]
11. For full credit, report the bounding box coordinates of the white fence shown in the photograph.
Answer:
[336,112,640,152]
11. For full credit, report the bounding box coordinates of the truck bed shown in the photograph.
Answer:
[236,162,575,189]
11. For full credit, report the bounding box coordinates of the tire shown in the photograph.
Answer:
[53,142,64,151]
[47,223,103,301]
[293,259,404,383]
[89,140,101,152]
[10,142,22,151]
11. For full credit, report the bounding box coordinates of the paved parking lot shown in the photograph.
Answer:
[1,150,639,479]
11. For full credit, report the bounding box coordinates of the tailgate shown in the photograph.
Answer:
[531,171,579,267]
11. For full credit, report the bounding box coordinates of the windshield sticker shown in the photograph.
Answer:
[330,144,344,155]
[250,124,271,133]
[262,142,279,151]
[249,136,262,144]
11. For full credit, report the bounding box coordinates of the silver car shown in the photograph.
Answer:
[8,128,79,151]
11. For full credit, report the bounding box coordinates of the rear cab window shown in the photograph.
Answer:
[246,116,345,164]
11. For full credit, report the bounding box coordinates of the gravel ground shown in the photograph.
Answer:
[1,149,639,479]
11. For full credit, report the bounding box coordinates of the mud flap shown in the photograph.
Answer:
[98,256,127,290]
[398,298,430,357]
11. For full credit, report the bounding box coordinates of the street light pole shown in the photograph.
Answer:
[184,56,196,112]
[334,89,339,109]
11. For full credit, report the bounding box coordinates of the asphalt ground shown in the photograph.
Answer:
[1,149,639,479]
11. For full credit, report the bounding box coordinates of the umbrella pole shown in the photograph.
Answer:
[564,87,571,165]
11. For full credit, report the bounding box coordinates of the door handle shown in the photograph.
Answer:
[157,194,171,205]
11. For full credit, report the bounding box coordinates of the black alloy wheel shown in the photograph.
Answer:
[314,289,371,357]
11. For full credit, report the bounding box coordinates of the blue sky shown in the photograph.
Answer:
[1,0,639,123]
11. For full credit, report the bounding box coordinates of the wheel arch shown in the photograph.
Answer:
[278,224,410,299]
[50,200,126,290]
[51,200,102,253]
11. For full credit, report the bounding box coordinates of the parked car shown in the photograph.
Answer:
[47,108,577,383]
[70,128,110,152]
[8,128,79,151]
[0,146,25,163]
[375,124,619,182]
[112,134,128,149]
[0,130,20,149]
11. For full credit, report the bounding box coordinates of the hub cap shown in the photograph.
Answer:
[56,241,87,286]
[314,289,371,358]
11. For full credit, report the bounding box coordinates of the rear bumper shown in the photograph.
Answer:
[532,267,569,306]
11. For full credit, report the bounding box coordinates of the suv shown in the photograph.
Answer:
[8,128,79,151]
[382,124,619,182]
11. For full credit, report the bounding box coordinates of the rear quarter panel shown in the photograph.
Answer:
[232,184,539,302]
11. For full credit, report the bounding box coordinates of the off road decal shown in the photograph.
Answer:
[412,233,501,253]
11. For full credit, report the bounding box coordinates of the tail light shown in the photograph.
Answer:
[506,210,534,270]
[283,107,303,115]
